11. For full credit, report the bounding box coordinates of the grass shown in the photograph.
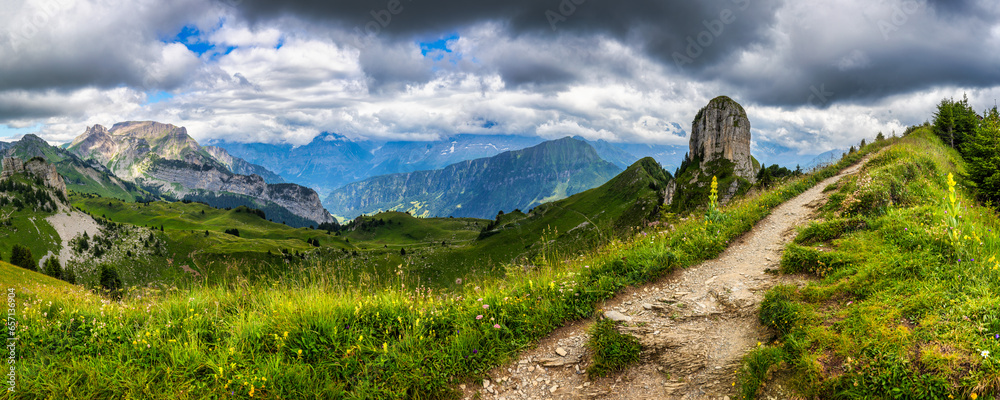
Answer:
[585,318,641,378]
[738,128,1000,399]
[0,176,61,270]
[8,139,888,399]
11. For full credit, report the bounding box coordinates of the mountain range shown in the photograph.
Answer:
[324,137,623,219]
[213,134,686,197]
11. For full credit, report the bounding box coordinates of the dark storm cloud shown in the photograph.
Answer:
[699,0,1000,107]
[234,0,785,85]
[0,0,212,93]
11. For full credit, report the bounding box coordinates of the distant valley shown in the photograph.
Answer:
[213,133,687,198]
[324,137,623,219]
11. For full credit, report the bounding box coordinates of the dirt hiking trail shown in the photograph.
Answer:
[458,158,870,400]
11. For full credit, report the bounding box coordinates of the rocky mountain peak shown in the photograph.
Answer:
[688,96,756,182]
[1,156,67,197]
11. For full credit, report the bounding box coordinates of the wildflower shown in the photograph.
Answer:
[493,324,500,329]
[472,349,478,354]
[982,350,990,359]
[383,342,388,352]
[971,393,978,400]
[477,298,483,302]
[476,315,483,320]
[483,304,489,309]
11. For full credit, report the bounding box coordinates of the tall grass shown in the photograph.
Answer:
[11,140,890,399]
[739,128,1000,399]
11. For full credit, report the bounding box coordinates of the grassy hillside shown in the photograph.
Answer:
[739,128,1000,399]
[71,196,496,288]
[0,175,62,271]
[71,195,341,284]
[341,211,485,246]
[10,137,889,399]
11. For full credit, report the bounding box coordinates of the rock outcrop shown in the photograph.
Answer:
[688,96,756,183]
[67,121,334,225]
[1,156,67,197]
[667,96,759,210]
[146,160,331,224]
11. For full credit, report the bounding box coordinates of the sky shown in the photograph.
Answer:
[1,0,999,157]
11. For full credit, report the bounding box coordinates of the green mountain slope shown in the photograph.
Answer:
[4,134,146,201]
[405,156,672,283]
[324,137,623,219]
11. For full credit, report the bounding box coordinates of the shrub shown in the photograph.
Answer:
[737,345,787,399]
[759,285,802,335]
[794,218,869,245]
[780,244,854,277]
[586,318,641,378]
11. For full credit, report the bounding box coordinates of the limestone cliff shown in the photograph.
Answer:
[1,156,68,198]
[688,96,756,182]
[668,96,759,210]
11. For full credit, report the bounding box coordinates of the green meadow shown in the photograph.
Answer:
[7,136,890,399]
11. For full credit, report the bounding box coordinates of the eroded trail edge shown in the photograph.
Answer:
[459,159,870,400]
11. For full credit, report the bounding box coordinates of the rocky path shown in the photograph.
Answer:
[458,159,869,400]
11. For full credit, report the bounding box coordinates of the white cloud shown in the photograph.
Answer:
[3,0,1000,160]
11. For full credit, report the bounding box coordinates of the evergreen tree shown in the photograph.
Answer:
[934,98,956,147]
[964,107,1000,205]
[99,265,123,299]
[934,95,979,149]
[876,131,885,141]
[10,244,35,271]
[64,267,76,285]
[43,257,61,279]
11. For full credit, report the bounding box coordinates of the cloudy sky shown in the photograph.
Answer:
[1,0,999,157]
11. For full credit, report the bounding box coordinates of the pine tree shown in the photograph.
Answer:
[43,257,61,279]
[964,107,1000,205]
[99,265,123,299]
[64,267,76,285]
[876,131,885,141]
[934,98,957,148]
[10,244,35,271]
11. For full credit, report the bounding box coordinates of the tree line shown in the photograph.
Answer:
[934,95,1000,206]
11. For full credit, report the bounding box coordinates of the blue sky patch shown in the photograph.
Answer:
[170,25,215,56]
[0,123,43,141]
[419,33,459,60]
[143,91,175,106]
